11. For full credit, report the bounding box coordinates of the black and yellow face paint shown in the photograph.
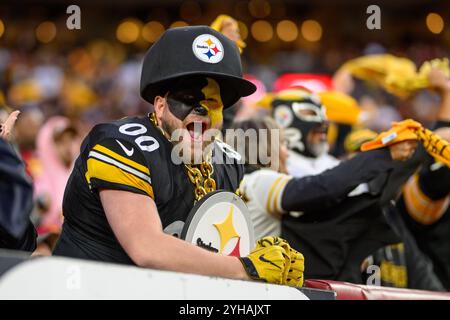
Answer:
[200,78,224,128]
[167,76,224,127]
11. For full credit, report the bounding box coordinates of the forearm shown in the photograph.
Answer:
[282,149,393,212]
[101,190,248,281]
[134,232,247,280]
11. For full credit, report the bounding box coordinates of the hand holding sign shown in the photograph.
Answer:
[239,236,305,287]
[181,191,255,256]
[239,244,287,285]
[256,236,305,287]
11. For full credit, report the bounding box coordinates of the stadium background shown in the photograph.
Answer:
[0,0,448,130]
[0,0,450,296]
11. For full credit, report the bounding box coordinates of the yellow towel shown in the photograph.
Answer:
[361,119,450,167]
[340,54,450,98]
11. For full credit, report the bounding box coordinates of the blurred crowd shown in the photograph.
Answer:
[1,5,450,292]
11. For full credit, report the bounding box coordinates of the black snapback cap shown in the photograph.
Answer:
[140,25,256,108]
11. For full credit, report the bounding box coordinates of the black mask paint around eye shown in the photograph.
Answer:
[166,97,197,121]
[165,77,210,121]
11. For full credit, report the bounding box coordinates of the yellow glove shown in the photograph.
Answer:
[256,237,305,287]
[239,243,287,285]
[287,246,305,287]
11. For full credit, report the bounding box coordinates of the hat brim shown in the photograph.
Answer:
[141,71,257,108]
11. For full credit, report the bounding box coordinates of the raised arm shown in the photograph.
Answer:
[241,141,415,217]
[281,142,416,213]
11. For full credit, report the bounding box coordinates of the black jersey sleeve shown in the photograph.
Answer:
[434,120,450,130]
[84,137,154,198]
[418,160,450,200]
[80,117,167,199]
[281,149,394,212]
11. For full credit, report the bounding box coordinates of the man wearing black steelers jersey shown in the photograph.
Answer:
[53,26,305,287]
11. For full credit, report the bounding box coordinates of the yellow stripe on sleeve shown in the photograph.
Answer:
[93,144,150,175]
[403,175,449,225]
[266,176,283,215]
[273,177,291,215]
[86,158,154,198]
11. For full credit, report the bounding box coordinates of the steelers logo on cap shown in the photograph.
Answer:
[192,34,224,64]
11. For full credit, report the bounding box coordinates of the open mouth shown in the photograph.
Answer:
[185,121,208,141]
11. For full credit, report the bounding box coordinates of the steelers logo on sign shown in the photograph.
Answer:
[192,34,224,64]
[181,191,255,257]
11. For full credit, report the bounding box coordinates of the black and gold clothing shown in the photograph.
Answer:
[398,157,450,290]
[362,243,408,288]
[395,120,450,290]
[281,146,428,283]
[53,115,243,264]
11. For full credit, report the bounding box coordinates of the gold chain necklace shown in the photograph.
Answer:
[148,113,217,201]
[184,162,216,201]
